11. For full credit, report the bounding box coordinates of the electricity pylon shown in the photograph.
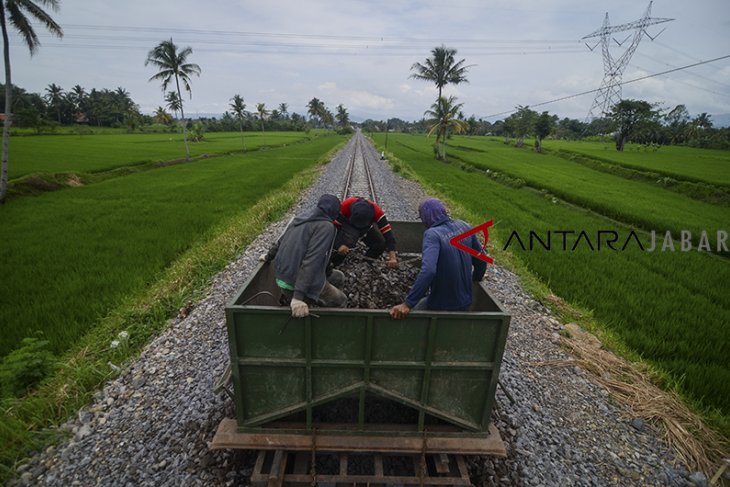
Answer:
[583,1,673,120]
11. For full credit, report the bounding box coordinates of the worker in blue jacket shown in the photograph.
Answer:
[390,198,486,319]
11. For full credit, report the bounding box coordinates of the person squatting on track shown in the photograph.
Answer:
[390,198,487,319]
[330,196,399,269]
[261,194,347,317]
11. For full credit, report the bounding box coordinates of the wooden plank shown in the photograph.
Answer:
[374,454,384,478]
[435,453,451,474]
[210,418,507,457]
[267,450,286,487]
[455,455,471,484]
[250,450,269,487]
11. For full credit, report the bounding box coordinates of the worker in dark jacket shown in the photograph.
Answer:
[331,196,398,268]
[390,198,486,319]
[263,194,347,317]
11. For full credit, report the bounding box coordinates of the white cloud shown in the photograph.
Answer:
[348,90,394,110]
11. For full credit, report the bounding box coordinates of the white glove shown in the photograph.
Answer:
[258,253,268,262]
[290,298,309,318]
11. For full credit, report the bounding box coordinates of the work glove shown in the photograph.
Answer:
[290,298,309,318]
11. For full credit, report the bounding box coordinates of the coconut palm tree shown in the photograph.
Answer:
[256,103,269,144]
[410,45,472,99]
[278,102,288,119]
[44,83,64,122]
[165,91,181,118]
[153,106,172,125]
[69,84,87,114]
[230,94,246,151]
[424,96,467,161]
[145,38,201,160]
[307,97,325,127]
[0,0,63,202]
[335,104,349,130]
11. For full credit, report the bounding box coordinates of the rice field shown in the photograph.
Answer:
[0,134,345,359]
[372,133,730,431]
[6,131,311,179]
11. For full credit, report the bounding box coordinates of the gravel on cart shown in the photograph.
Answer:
[338,246,420,309]
[12,132,698,487]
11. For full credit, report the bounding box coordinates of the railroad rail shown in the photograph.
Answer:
[342,131,377,204]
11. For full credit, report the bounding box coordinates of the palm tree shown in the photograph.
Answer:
[0,0,63,202]
[335,104,349,130]
[153,106,172,125]
[165,91,181,118]
[69,84,87,114]
[145,38,201,160]
[256,102,269,143]
[410,45,472,99]
[230,94,246,151]
[278,102,288,119]
[307,97,325,127]
[424,96,467,161]
[114,87,133,112]
[44,83,64,122]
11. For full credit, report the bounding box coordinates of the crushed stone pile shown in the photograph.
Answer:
[338,246,420,309]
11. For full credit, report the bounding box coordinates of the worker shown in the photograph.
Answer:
[331,196,398,269]
[262,194,347,317]
[390,198,486,319]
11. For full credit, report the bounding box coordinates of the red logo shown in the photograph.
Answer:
[449,220,494,264]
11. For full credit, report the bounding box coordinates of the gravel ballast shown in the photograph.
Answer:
[12,132,698,487]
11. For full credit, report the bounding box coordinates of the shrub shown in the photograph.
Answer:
[0,338,55,398]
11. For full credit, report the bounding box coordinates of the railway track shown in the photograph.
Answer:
[342,130,377,204]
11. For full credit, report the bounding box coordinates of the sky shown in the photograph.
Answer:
[9,0,730,122]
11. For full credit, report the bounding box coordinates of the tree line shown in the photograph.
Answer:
[361,101,729,153]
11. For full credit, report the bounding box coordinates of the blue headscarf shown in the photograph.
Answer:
[418,198,449,228]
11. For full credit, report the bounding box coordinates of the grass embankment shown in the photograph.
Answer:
[543,139,730,187]
[372,133,730,439]
[437,136,729,251]
[453,137,730,207]
[7,131,309,179]
[0,134,348,481]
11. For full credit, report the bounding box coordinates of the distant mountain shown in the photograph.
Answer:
[710,113,730,128]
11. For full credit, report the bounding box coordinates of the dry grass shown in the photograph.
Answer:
[556,323,729,481]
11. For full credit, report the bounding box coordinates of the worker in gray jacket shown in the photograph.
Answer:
[263,194,347,317]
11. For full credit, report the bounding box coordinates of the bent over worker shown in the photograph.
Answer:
[390,198,486,319]
[263,194,347,318]
[331,196,398,269]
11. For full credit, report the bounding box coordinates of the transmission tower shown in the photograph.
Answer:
[583,1,673,120]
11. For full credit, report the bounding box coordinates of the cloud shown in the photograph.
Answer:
[348,90,394,110]
[313,79,394,111]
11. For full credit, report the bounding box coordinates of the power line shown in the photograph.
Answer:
[653,40,725,72]
[629,62,730,99]
[33,33,584,53]
[61,23,580,45]
[634,52,730,91]
[483,54,730,119]
[16,41,585,57]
